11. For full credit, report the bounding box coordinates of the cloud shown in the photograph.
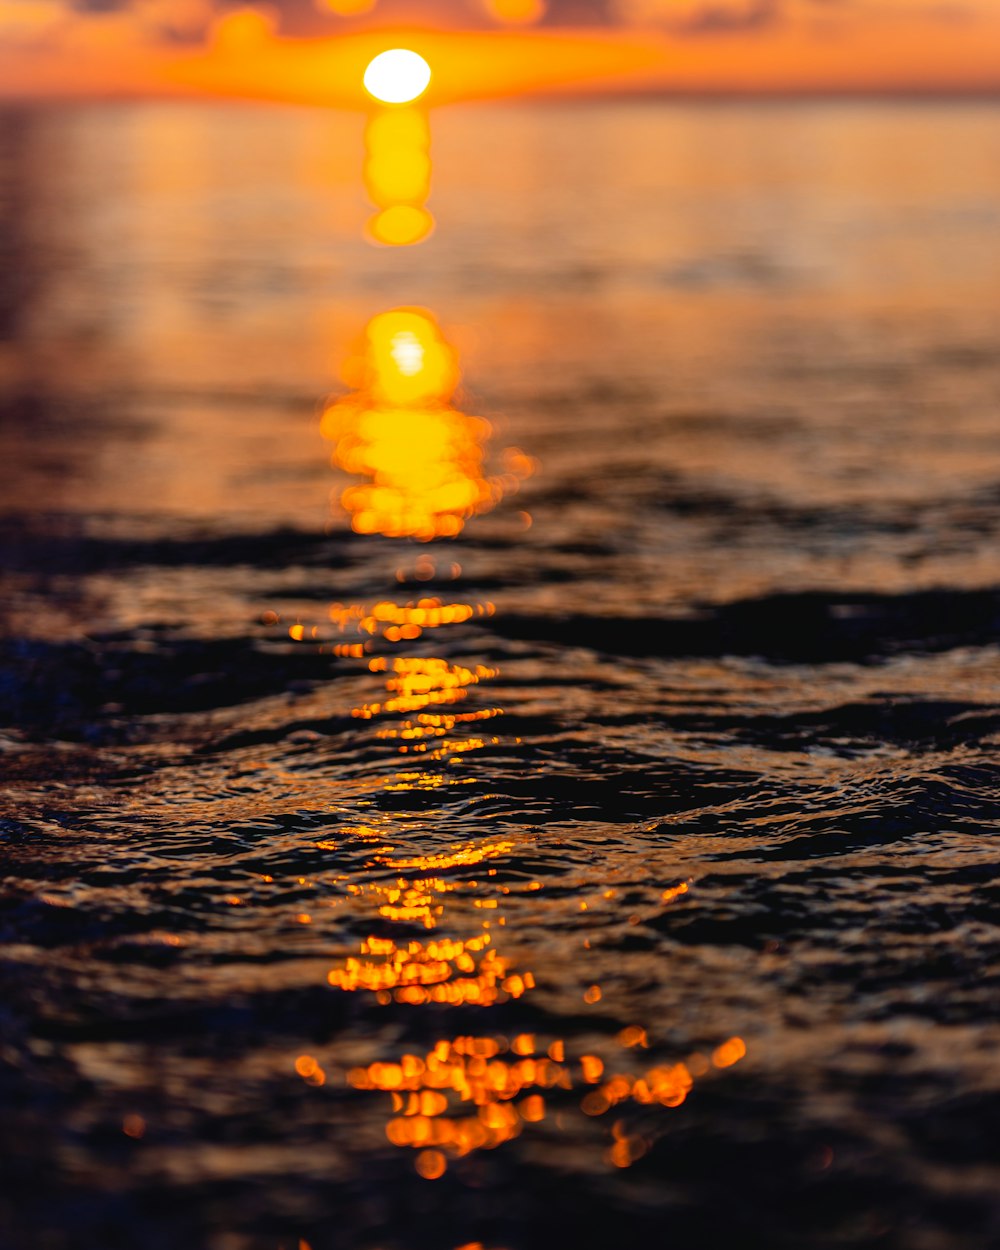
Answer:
[606,0,991,33]
[611,0,779,30]
[0,0,72,45]
[1,0,995,66]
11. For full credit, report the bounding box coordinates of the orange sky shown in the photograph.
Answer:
[0,0,998,101]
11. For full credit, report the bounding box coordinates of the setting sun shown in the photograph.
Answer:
[363,49,432,105]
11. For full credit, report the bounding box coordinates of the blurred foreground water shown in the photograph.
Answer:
[2,100,1000,1250]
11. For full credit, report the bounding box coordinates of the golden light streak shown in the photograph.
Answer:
[363,105,434,245]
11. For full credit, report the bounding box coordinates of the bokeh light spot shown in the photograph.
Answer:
[318,0,376,13]
[483,0,547,24]
[209,5,276,50]
[415,1148,447,1179]
[368,206,434,247]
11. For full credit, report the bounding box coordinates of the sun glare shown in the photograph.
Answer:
[320,308,524,539]
[364,49,432,105]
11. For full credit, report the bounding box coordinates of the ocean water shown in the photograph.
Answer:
[2,99,1000,1250]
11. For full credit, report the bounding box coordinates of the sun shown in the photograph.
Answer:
[363,49,432,105]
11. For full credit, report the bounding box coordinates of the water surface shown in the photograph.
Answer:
[2,99,1000,1250]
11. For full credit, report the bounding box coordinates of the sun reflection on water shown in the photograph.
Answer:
[321,308,532,538]
[363,103,434,245]
[292,236,747,1192]
[295,1028,746,1177]
[317,622,533,993]
[355,654,499,719]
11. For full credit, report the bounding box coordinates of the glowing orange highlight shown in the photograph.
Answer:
[352,656,498,720]
[319,0,376,14]
[415,1148,447,1179]
[295,1054,327,1086]
[362,310,458,407]
[607,1131,648,1169]
[363,105,434,246]
[369,205,434,247]
[580,1055,604,1083]
[712,1037,747,1069]
[617,1026,648,1049]
[322,309,530,539]
[208,6,276,52]
[326,596,493,640]
[327,931,535,1004]
[484,0,547,24]
[339,1033,745,1166]
[366,113,430,199]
